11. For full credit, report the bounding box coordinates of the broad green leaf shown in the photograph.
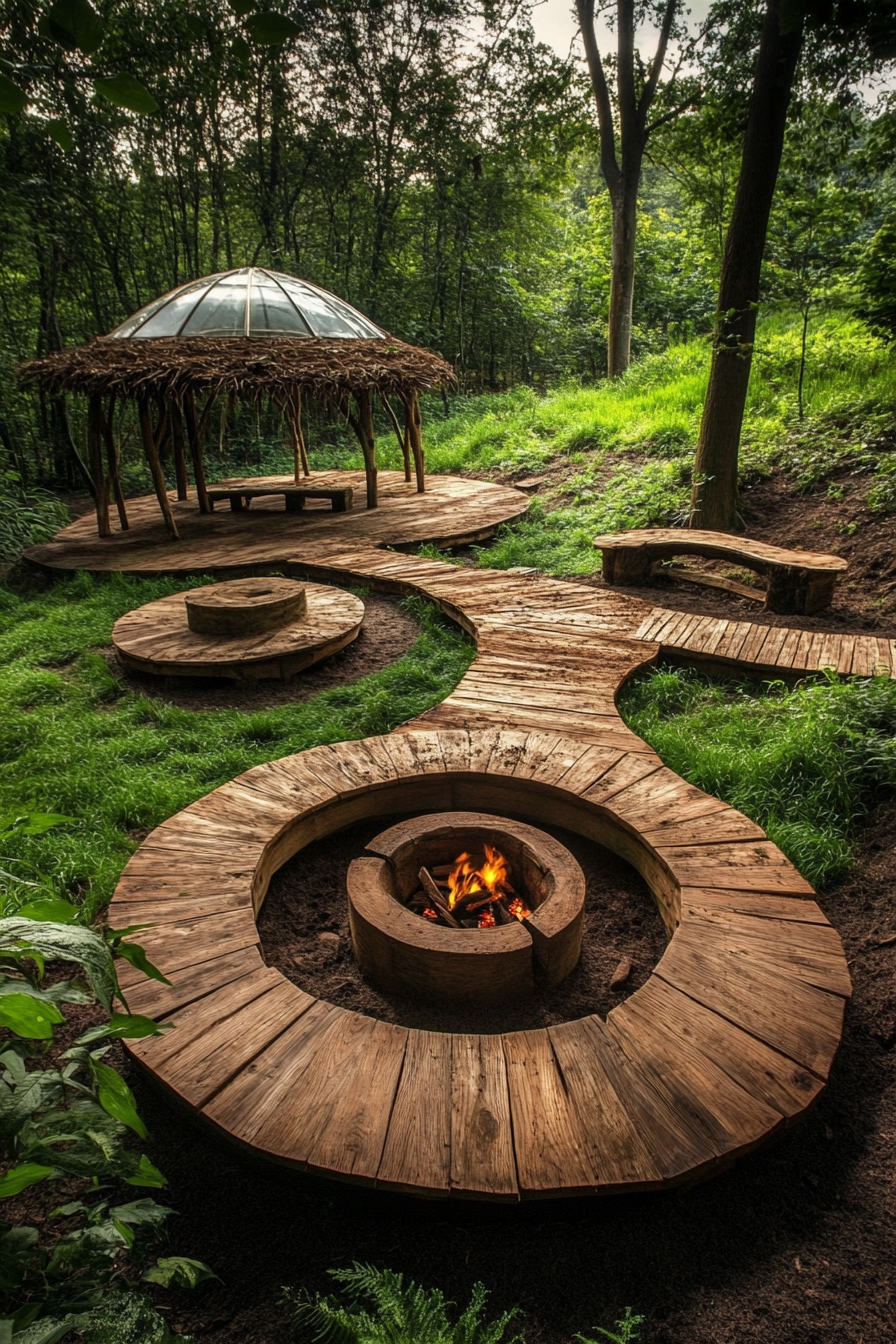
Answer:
[113,940,172,987]
[124,1153,166,1188]
[93,75,159,114]
[77,1011,169,1044]
[12,1315,91,1344]
[0,920,116,1011]
[112,1196,173,1229]
[232,34,252,63]
[143,1256,217,1288]
[0,992,64,1039]
[0,813,76,836]
[16,897,80,924]
[0,1162,55,1198]
[46,0,105,54]
[184,14,206,39]
[230,0,256,14]
[90,1059,146,1138]
[46,119,74,152]
[244,12,300,44]
[0,75,28,115]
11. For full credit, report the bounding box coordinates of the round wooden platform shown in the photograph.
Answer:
[105,537,861,1201]
[112,582,364,680]
[24,471,530,576]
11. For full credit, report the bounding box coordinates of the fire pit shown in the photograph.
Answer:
[347,812,585,1005]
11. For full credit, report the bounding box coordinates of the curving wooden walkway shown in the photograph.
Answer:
[98,526,866,1200]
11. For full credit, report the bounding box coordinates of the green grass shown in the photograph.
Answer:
[0,572,474,921]
[376,312,895,576]
[619,665,896,889]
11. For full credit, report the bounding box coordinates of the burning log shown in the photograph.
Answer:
[418,867,461,928]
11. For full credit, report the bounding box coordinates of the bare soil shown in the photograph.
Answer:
[257,814,668,1033]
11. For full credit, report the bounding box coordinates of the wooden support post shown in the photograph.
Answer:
[355,390,378,508]
[288,389,310,483]
[382,394,411,482]
[183,391,212,514]
[87,393,111,538]
[408,391,425,493]
[169,397,189,501]
[99,394,128,530]
[138,399,179,540]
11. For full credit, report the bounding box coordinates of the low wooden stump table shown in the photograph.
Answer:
[594,528,848,615]
[208,484,353,513]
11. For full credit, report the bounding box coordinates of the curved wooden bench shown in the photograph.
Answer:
[594,528,847,614]
[112,727,849,1201]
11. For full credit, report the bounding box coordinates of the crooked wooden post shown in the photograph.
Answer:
[183,390,212,514]
[288,388,310,483]
[138,399,179,539]
[99,394,128,530]
[169,396,190,501]
[381,393,411,482]
[405,392,425,493]
[87,393,111,538]
[354,390,378,508]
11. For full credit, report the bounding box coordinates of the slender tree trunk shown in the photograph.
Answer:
[689,0,804,531]
[607,170,640,378]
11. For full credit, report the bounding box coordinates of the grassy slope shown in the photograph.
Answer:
[0,574,473,920]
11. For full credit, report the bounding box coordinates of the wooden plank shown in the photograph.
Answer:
[655,929,846,1077]
[610,977,823,1122]
[450,1035,518,1200]
[609,989,784,1151]
[144,979,315,1109]
[548,1018,663,1191]
[655,840,815,894]
[680,885,831,925]
[201,1000,345,1147]
[129,967,286,1069]
[376,1030,452,1196]
[683,910,851,997]
[116,908,261,987]
[118,946,266,1018]
[580,753,664,804]
[639,807,765,848]
[502,1030,596,1196]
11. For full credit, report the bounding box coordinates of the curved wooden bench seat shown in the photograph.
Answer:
[112,727,849,1201]
[594,528,848,614]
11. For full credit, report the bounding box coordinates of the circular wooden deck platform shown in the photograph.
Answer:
[113,582,364,680]
[24,471,530,576]
[115,727,848,1200]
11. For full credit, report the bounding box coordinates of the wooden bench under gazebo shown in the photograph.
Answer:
[19,267,453,541]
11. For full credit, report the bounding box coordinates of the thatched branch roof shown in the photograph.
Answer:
[18,335,454,401]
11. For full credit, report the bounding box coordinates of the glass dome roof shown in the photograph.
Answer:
[108,268,386,341]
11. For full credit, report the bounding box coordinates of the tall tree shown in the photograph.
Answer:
[575,0,698,376]
[689,0,895,531]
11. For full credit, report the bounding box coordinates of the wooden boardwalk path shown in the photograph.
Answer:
[91,505,866,1199]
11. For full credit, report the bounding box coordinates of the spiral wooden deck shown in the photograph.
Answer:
[99,538,866,1200]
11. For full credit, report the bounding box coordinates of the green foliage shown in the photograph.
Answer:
[576,1307,645,1344]
[79,1288,194,1343]
[283,1263,523,1344]
[858,216,896,343]
[0,573,473,920]
[0,475,69,564]
[620,667,896,889]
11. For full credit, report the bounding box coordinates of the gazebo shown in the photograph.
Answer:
[19,268,453,540]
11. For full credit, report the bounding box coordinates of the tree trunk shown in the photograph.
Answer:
[607,173,639,378]
[689,0,804,531]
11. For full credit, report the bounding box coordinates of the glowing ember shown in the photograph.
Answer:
[406,843,532,929]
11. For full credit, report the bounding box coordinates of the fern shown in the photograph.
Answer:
[284,1263,523,1344]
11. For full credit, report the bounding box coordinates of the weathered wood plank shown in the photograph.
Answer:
[450,1035,518,1200]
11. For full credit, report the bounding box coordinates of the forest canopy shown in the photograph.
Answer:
[0,0,894,490]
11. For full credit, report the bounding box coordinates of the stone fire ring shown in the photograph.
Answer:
[349,812,585,1004]
[112,579,364,680]
[115,730,850,1202]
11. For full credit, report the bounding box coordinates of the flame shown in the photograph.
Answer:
[445,844,531,922]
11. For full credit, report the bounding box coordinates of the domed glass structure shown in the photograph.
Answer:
[109,267,385,341]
